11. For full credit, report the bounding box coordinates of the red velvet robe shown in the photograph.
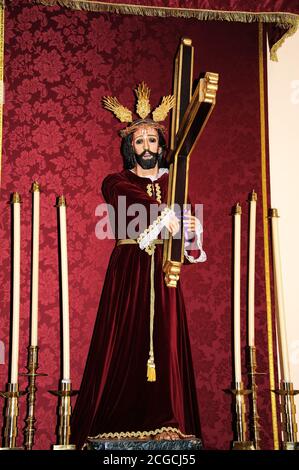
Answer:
[71,169,201,448]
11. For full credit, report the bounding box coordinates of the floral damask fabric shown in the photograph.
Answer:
[0,0,275,449]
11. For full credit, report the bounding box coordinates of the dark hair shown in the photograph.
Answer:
[121,129,168,170]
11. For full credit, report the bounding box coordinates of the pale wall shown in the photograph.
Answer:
[267,29,299,422]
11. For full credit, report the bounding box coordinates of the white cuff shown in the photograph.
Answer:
[184,219,207,263]
[137,207,175,250]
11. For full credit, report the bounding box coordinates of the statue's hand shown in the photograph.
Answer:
[164,212,180,236]
[183,209,199,240]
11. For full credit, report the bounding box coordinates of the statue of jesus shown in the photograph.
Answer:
[71,83,206,449]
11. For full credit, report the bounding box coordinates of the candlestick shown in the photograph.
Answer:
[11,192,21,385]
[0,193,26,450]
[50,380,78,450]
[30,182,40,347]
[56,196,70,381]
[49,196,78,450]
[233,203,242,383]
[269,208,290,382]
[248,190,257,347]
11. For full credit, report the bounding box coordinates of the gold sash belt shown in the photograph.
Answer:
[116,238,163,382]
[117,239,163,246]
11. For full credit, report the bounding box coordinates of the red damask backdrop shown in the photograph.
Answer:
[0,0,276,450]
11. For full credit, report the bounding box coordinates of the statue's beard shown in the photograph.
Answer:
[135,150,159,170]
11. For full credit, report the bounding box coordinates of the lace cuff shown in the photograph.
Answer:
[184,219,207,263]
[137,207,174,250]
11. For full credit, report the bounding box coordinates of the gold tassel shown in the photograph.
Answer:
[147,357,156,382]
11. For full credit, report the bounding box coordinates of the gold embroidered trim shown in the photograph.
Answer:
[155,183,161,204]
[34,1,299,60]
[146,183,162,204]
[146,183,153,198]
[88,426,192,440]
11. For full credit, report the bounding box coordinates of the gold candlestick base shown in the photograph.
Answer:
[227,381,255,450]
[273,381,299,449]
[49,379,79,450]
[283,442,299,450]
[0,383,26,449]
[232,440,256,450]
[19,345,47,450]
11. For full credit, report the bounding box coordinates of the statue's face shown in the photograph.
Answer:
[132,126,161,170]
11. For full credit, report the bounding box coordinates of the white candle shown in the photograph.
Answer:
[57,196,70,381]
[11,192,21,384]
[234,203,242,383]
[248,190,257,346]
[30,182,40,346]
[270,209,291,382]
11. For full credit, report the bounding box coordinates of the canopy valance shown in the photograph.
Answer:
[33,0,299,60]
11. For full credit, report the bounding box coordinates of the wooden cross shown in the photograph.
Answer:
[163,38,219,287]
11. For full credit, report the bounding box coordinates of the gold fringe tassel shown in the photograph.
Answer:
[147,357,156,382]
[34,1,299,60]
[147,245,156,382]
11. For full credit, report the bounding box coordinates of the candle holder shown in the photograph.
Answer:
[19,346,47,450]
[228,381,255,450]
[49,379,79,450]
[246,346,264,450]
[0,383,26,450]
[273,381,299,450]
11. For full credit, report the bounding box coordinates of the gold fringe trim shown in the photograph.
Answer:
[258,23,279,450]
[0,2,4,187]
[34,1,299,60]
[270,21,298,62]
[88,426,192,440]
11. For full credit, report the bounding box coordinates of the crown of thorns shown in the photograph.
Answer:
[102,82,175,136]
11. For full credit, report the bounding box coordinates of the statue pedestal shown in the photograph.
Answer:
[86,438,202,451]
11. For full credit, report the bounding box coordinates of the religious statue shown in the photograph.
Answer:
[71,82,207,449]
